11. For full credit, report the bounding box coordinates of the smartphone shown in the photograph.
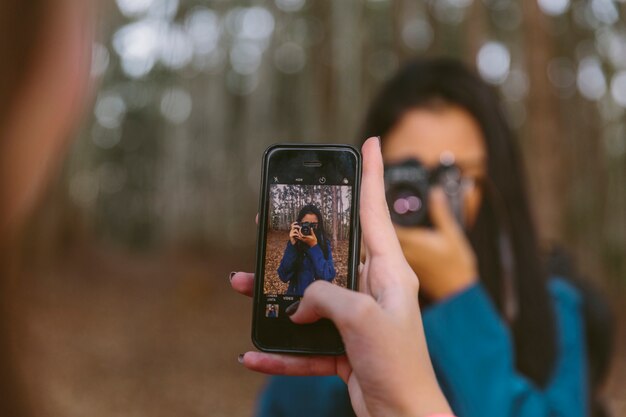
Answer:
[252,144,361,355]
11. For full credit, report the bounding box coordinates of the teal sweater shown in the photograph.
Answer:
[255,278,588,417]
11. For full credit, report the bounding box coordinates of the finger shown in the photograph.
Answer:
[428,187,463,239]
[241,351,340,377]
[256,213,259,225]
[290,281,375,331]
[230,272,254,297]
[359,236,366,263]
[360,137,402,257]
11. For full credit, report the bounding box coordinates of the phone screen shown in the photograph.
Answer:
[253,145,361,354]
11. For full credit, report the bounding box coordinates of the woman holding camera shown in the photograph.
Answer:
[245,59,589,417]
[278,204,336,296]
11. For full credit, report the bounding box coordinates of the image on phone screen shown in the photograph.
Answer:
[264,184,352,297]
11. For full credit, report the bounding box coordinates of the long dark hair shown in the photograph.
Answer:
[296,204,331,259]
[361,57,557,387]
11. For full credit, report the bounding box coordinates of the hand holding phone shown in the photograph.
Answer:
[231,138,452,417]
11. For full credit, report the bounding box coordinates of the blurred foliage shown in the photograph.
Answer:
[54,0,626,284]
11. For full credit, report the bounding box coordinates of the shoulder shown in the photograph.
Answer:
[259,376,350,416]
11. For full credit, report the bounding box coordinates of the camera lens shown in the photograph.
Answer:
[387,188,428,226]
[384,160,430,227]
[300,222,311,235]
[393,195,422,215]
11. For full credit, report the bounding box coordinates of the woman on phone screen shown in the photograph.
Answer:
[252,58,590,417]
[277,204,336,296]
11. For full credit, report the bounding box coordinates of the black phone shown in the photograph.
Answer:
[252,144,361,355]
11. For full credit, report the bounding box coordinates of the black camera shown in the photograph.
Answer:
[384,159,464,227]
[298,221,316,236]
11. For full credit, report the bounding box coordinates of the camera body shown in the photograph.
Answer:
[298,221,316,236]
[384,159,464,227]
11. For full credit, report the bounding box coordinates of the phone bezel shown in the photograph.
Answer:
[251,143,361,355]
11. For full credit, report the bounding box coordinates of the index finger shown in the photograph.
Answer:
[360,137,403,257]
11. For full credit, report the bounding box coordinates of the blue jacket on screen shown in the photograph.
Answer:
[255,278,588,417]
[277,240,336,296]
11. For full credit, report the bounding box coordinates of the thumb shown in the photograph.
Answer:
[429,187,462,238]
[288,281,372,330]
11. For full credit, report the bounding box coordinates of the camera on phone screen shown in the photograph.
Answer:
[384,159,465,227]
[298,221,317,236]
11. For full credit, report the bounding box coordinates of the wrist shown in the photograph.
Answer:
[396,386,452,417]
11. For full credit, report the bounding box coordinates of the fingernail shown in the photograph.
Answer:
[238,353,245,364]
[285,300,300,316]
[376,136,381,148]
[229,271,237,282]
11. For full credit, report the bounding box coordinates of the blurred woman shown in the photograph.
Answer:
[278,204,336,296]
[254,58,588,417]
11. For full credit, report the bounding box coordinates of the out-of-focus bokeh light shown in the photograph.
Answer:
[610,71,626,108]
[69,171,99,206]
[538,0,570,17]
[230,41,264,75]
[548,57,577,97]
[91,42,110,77]
[159,24,194,70]
[91,124,122,150]
[402,18,433,52]
[275,0,306,13]
[94,92,127,129]
[502,68,530,101]
[160,87,192,124]
[577,56,607,101]
[433,0,472,24]
[113,20,159,78]
[226,7,275,42]
[596,28,626,69]
[477,41,511,85]
[274,42,306,74]
[116,0,155,18]
[185,8,221,56]
[590,0,619,26]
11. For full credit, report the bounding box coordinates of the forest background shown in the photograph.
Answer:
[16,0,626,416]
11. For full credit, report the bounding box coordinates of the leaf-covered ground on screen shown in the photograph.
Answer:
[264,230,348,295]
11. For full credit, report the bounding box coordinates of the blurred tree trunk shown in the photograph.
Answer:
[521,0,565,244]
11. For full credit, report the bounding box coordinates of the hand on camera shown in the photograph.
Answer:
[299,229,318,247]
[394,187,477,300]
[289,222,302,245]
[230,138,451,417]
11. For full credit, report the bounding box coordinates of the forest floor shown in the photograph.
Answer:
[12,244,626,417]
